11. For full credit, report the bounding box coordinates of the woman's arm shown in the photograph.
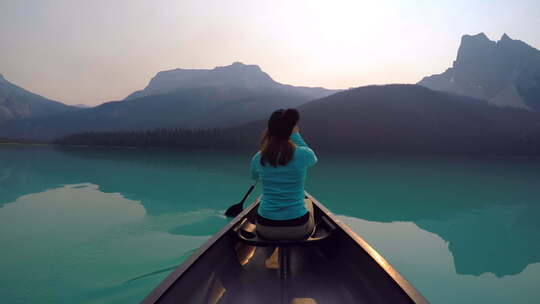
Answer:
[304,147,318,167]
[290,130,308,147]
[290,129,317,167]
[250,153,260,181]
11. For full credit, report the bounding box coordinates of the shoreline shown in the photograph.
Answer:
[2,142,540,159]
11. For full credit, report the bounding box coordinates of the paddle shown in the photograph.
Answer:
[225,181,258,218]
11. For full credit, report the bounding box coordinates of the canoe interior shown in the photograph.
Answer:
[145,194,427,304]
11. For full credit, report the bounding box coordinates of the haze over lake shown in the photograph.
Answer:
[1,145,539,304]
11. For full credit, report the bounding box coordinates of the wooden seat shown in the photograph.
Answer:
[234,214,336,246]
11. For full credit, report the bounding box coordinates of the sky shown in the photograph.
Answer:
[1,0,539,106]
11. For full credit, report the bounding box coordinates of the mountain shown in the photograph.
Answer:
[0,74,76,123]
[57,85,540,155]
[0,62,338,140]
[125,61,338,100]
[294,84,540,154]
[0,85,313,140]
[418,33,540,111]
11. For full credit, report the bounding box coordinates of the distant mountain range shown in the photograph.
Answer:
[0,74,76,123]
[58,85,540,155]
[126,61,337,100]
[418,33,540,111]
[3,33,540,153]
[0,62,338,140]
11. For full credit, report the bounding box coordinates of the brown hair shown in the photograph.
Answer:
[260,109,300,167]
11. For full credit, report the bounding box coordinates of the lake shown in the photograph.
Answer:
[1,145,539,303]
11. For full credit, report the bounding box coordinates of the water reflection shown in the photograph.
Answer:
[2,146,540,303]
[0,181,210,303]
[0,146,257,213]
[341,216,540,304]
[307,152,540,278]
[417,202,540,277]
[168,212,229,236]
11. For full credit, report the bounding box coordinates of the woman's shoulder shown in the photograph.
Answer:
[294,146,317,166]
[294,146,316,160]
[295,146,315,155]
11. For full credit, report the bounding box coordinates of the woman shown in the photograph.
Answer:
[250,108,318,240]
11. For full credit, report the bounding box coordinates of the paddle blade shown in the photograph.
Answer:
[225,184,256,218]
[225,203,243,218]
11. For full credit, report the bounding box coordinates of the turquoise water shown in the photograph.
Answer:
[1,145,540,303]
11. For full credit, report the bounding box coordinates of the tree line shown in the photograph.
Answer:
[54,128,256,149]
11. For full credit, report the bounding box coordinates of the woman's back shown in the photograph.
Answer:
[251,132,317,221]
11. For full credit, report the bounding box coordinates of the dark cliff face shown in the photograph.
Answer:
[454,33,496,67]
[419,33,540,111]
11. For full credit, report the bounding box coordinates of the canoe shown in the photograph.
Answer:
[142,192,429,304]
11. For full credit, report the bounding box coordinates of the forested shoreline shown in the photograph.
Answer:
[0,137,39,144]
[54,128,255,150]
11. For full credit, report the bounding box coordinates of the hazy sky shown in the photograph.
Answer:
[1,0,539,106]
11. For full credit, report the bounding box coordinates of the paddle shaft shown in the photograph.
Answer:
[240,180,258,205]
[225,180,259,217]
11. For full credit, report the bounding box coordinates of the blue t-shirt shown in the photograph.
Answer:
[250,132,318,220]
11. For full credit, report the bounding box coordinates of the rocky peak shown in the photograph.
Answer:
[125,62,338,101]
[217,61,261,71]
[213,62,266,76]
[463,32,490,42]
[211,62,273,85]
[500,33,512,42]
[460,33,494,47]
[127,62,278,99]
[497,33,520,48]
[455,33,496,66]
[418,32,540,111]
[496,33,537,55]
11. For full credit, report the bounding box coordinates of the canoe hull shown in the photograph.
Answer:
[142,193,428,304]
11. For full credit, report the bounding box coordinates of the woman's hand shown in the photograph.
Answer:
[292,125,300,133]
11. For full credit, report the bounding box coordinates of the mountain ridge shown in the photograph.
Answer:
[418,33,540,111]
[57,84,540,155]
[125,62,339,100]
[0,62,338,140]
[0,74,76,123]
[0,86,311,140]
